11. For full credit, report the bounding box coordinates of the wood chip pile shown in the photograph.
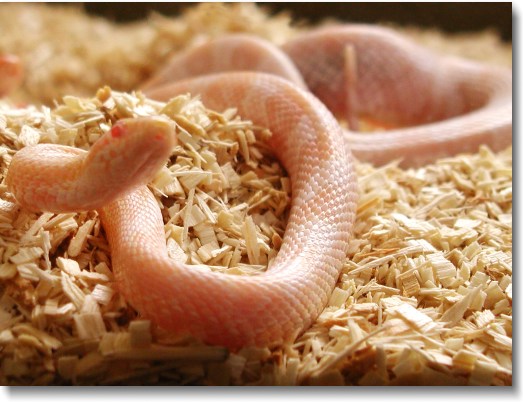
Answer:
[0,3,512,385]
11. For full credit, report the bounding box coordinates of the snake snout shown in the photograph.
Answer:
[117,116,178,186]
[115,116,176,146]
[138,116,177,165]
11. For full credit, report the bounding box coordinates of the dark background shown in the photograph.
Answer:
[80,2,512,42]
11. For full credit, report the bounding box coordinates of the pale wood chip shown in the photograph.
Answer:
[453,349,478,372]
[242,215,260,265]
[468,360,498,386]
[9,246,44,265]
[73,311,106,340]
[57,257,81,276]
[328,287,350,308]
[91,284,114,306]
[440,286,482,327]
[427,253,457,287]
[129,320,152,348]
[11,323,62,350]
[0,263,17,281]
[68,219,95,257]
[387,302,437,333]
[61,275,85,310]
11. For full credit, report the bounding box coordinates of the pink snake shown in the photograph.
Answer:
[0,54,23,98]
[4,25,512,349]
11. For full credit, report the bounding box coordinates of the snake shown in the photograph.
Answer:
[144,25,512,167]
[3,24,512,349]
[0,54,23,98]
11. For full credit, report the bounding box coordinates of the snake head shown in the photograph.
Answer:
[83,116,177,203]
[6,116,178,213]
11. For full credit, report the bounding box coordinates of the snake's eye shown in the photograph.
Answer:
[111,123,126,138]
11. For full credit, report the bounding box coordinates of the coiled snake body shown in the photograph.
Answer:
[4,25,512,348]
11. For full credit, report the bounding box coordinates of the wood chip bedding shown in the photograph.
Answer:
[0,3,512,385]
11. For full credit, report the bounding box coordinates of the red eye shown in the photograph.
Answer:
[111,124,125,138]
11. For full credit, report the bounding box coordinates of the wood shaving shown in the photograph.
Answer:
[0,2,512,386]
